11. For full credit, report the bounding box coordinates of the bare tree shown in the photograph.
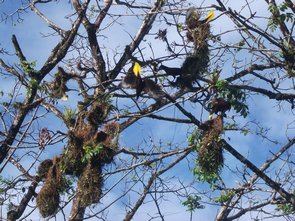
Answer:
[0,0,294,220]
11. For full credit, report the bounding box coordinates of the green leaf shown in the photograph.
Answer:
[182,195,205,212]
[82,143,104,163]
[214,191,235,203]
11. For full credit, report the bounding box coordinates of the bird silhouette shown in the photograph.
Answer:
[121,62,165,100]
[158,65,182,78]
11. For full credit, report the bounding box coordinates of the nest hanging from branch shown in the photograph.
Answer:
[37,159,53,180]
[36,157,68,217]
[77,162,103,207]
[198,116,224,175]
[164,8,214,89]
[186,8,214,50]
[61,131,86,176]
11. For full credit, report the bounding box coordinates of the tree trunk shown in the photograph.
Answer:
[69,194,85,221]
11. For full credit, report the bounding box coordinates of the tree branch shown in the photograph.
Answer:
[123,150,191,221]
[222,139,295,206]
[7,181,38,221]
[109,0,166,81]
[216,137,295,220]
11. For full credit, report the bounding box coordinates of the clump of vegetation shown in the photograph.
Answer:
[36,157,68,217]
[37,159,53,180]
[182,195,205,212]
[64,107,77,127]
[198,116,224,175]
[77,163,103,207]
[276,202,295,215]
[36,179,60,218]
[87,100,111,127]
[214,191,235,204]
[61,131,86,176]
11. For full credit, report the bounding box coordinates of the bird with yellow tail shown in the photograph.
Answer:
[120,62,144,99]
[186,9,214,46]
[132,62,144,99]
[186,8,214,29]
[121,62,165,100]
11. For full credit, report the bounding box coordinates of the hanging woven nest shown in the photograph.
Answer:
[87,100,111,127]
[178,49,209,86]
[36,178,60,218]
[186,8,212,50]
[198,116,224,174]
[61,143,86,176]
[36,157,67,217]
[77,163,103,207]
[37,159,53,180]
[198,132,224,174]
[60,130,88,176]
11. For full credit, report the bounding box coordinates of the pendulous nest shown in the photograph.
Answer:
[87,100,110,127]
[77,163,103,207]
[186,8,212,50]
[37,159,53,180]
[36,157,67,217]
[198,116,224,174]
[60,130,87,176]
[198,132,224,174]
[36,179,60,218]
[61,143,86,176]
[187,23,211,50]
[36,97,118,218]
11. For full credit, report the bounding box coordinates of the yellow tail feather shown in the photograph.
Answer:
[205,10,214,23]
[133,62,141,77]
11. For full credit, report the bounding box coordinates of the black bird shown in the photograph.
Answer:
[142,79,166,101]
[158,65,182,78]
[209,97,231,115]
[120,62,144,99]
[121,62,165,100]
[159,55,202,89]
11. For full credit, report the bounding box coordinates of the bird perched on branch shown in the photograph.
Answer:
[159,53,204,89]
[142,78,166,100]
[120,62,144,99]
[158,65,182,79]
[121,62,165,100]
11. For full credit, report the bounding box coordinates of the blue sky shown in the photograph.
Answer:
[0,0,294,220]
